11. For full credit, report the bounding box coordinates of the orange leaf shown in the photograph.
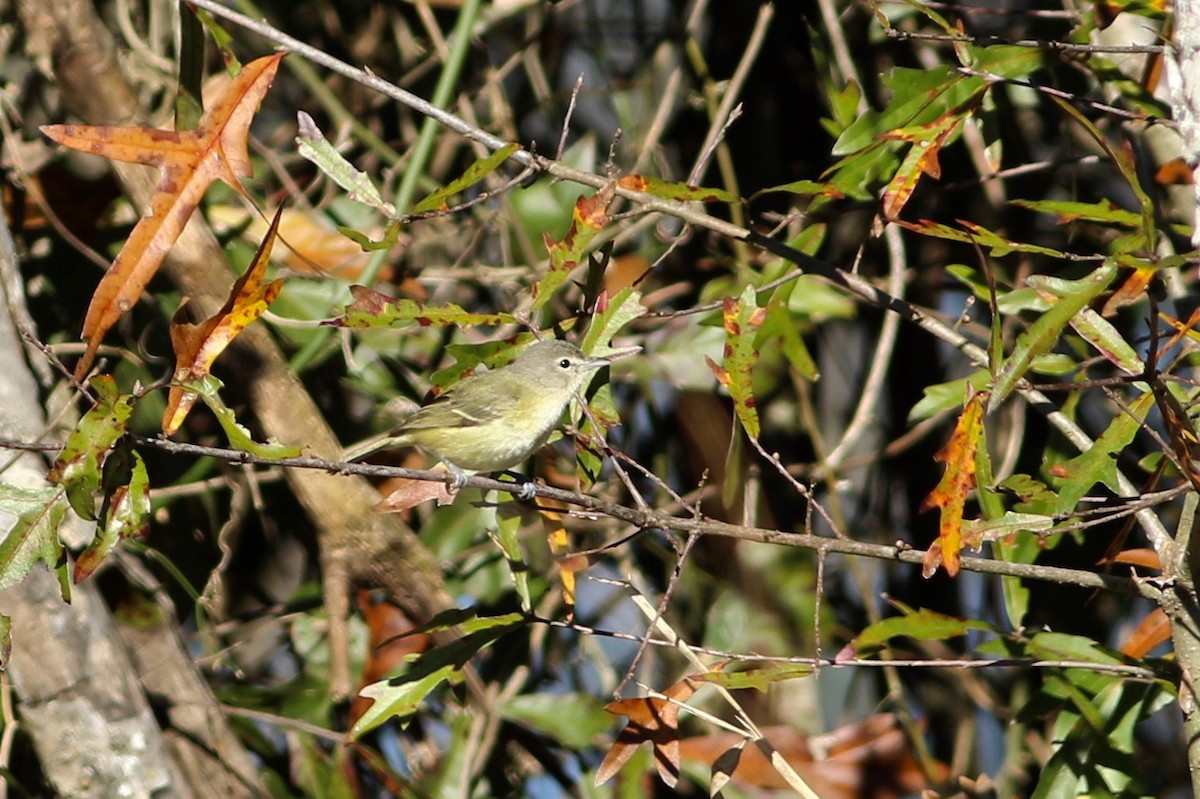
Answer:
[920,389,986,576]
[41,52,285,379]
[1101,264,1155,316]
[162,205,285,434]
[1119,607,1170,658]
[540,496,585,617]
[596,676,698,788]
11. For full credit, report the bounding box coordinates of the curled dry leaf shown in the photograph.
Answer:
[41,52,285,379]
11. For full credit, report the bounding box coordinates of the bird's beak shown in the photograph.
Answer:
[598,345,641,363]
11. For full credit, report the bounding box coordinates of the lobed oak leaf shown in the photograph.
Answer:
[41,52,285,379]
[595,676,698,788]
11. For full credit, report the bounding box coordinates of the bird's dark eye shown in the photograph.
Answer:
[558,358,571,369]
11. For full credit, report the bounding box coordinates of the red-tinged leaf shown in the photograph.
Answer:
[42,52,285,379]
[596,677,699,788]
[895,217,1066,257]
[880,105,975,220]
[920,389,987,576]
[331,285,517,329]
[1119,608,1170,658]
[617,174,737,204]
[532,182,617,310]
[410,143,521,215]
[163,206,285,435]
[372,473,456,513]
[74,449,149,582]
[0,486,70,593]
[709,285,766,439]
[48,375,134,520]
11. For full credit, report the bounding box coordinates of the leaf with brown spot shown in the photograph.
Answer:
[532,181,617,310]
[880,101,978,220]
[595,676,699,788]
[41,52,285,379]
[162,205,285,435]
[920,389,987,576]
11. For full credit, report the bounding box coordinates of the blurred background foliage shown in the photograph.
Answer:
[1,0,1195,796]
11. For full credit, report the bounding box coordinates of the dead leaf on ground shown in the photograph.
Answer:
[41,52,285,379]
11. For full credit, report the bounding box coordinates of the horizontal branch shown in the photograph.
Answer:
[125,436,1159,600]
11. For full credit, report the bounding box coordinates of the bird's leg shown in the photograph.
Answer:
[497,470,537,501]
[445,463,470,492]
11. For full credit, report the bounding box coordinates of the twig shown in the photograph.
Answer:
[8,433,1150,598]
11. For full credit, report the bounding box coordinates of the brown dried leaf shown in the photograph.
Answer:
[41,53,285,379]
[162,205,285,435]
[595,676,699,788]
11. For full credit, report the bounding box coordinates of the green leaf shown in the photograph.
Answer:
[493,501,531,612]
[188,375,302,458]
[695,664,814,692]
[0,614,10,670]
[48,375,134,521]
[580,287,647,356]
[900,218,1067,258]
[618,175,737,204]
[0,485,69,592]
[1026,275,1144,375]
[851,607,996,653]
[497,693,612,748]
[295,112,397,217]
[1011,199,1142,228]
[74,449,150,583]
[328,289,517,330]
[961,511,1054,540]
[410,143,521,215]
[908,370,990,423]
[758,283,819,380]
[989,262,1117,411]
[349,612,525,738]
[1052,391,1153,515]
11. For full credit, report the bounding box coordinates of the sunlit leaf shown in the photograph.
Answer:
[617,174,737,203]
[410,143,521,214]
[920,389,987,576]
[989,261,1117,412]
[48,375,134,520]
[42,53,285,378]
[329,285,517,329]
[0,485,69,592]
[163,206,285,435]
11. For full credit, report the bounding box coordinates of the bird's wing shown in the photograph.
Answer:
[399,379,520,431]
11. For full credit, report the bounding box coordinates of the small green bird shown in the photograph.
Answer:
[348,339,628,492]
